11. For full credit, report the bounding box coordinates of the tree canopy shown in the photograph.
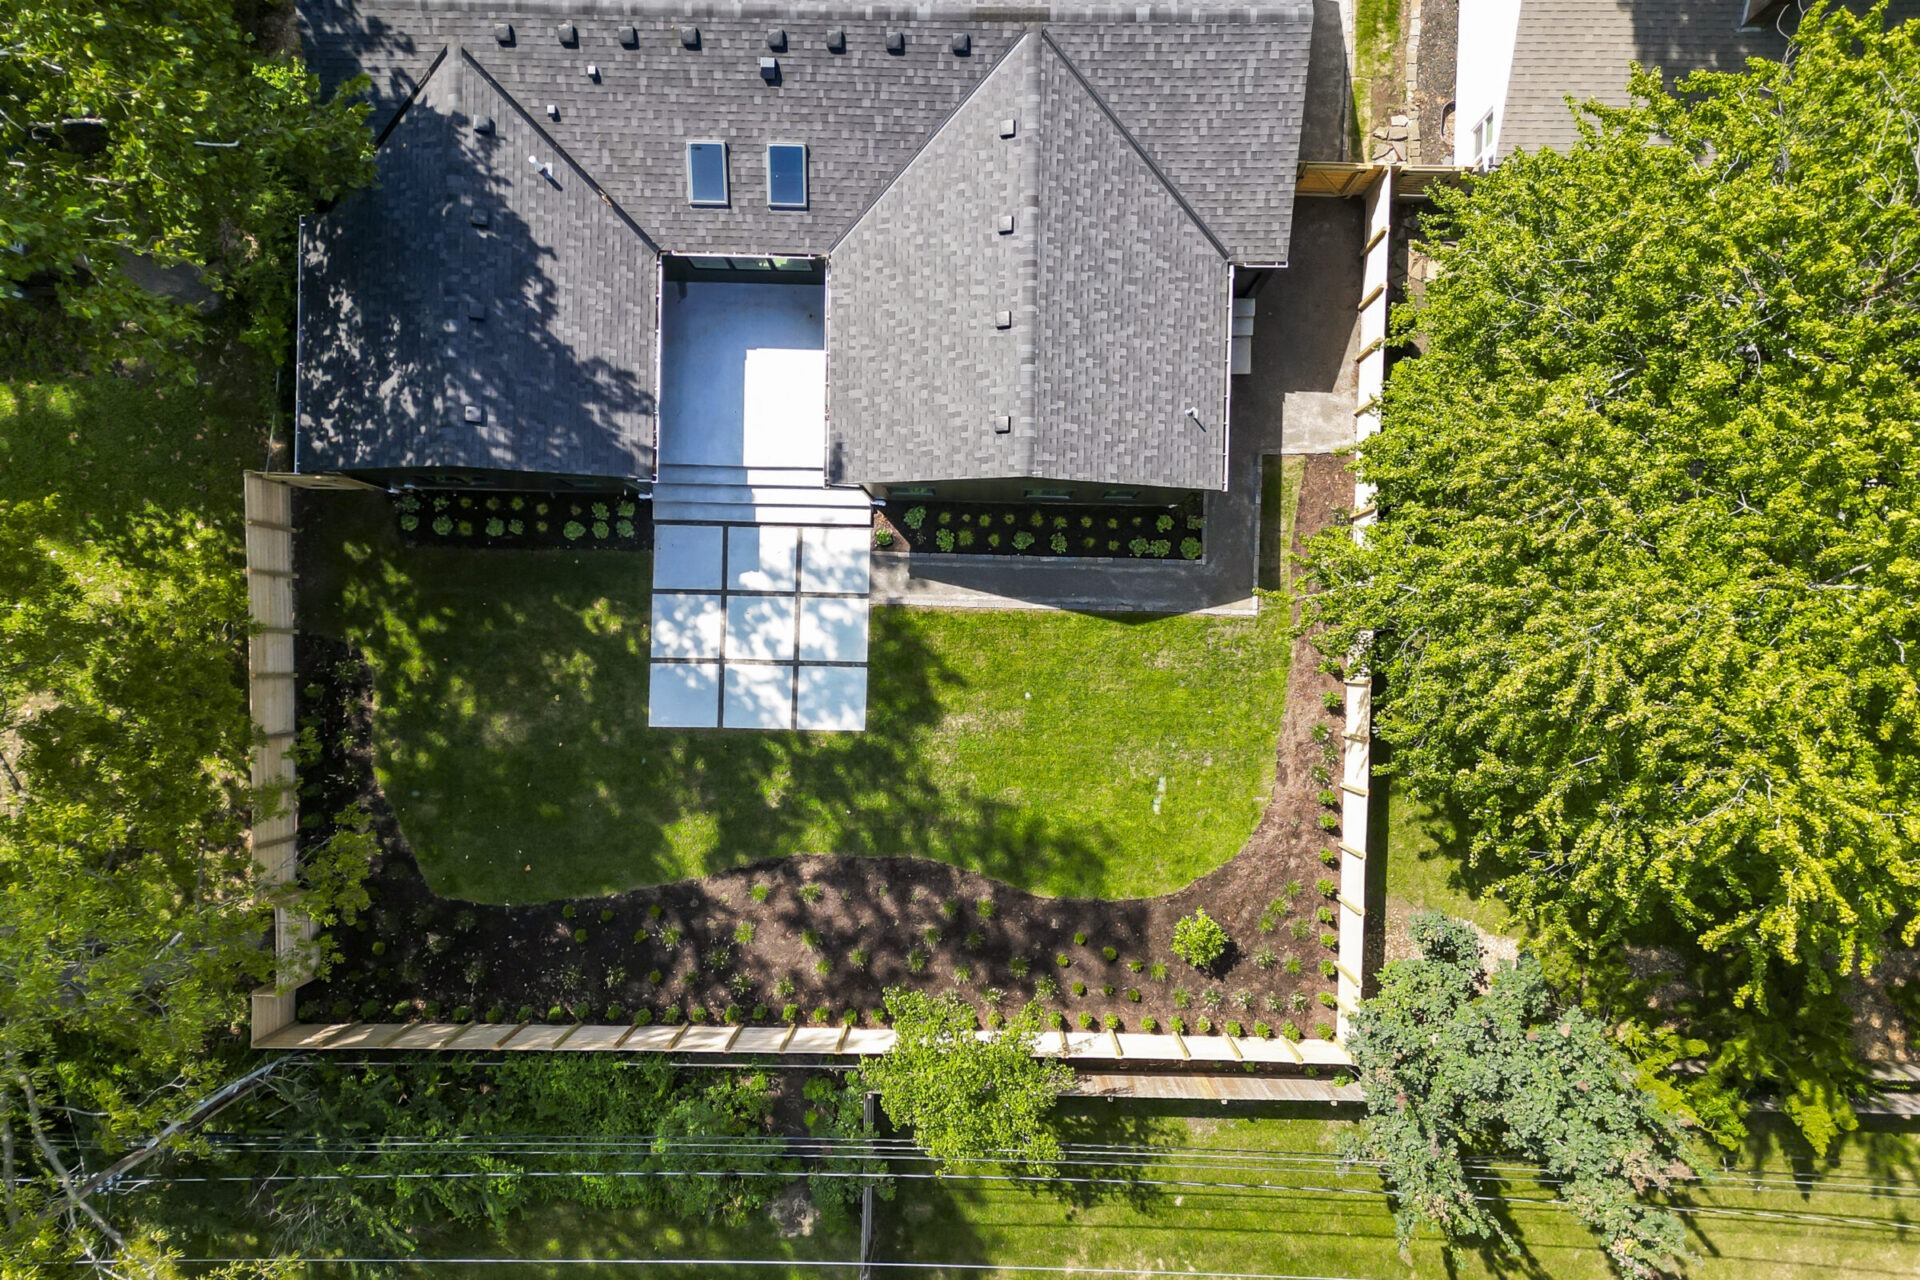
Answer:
[1302,1,1920,1149]
[0,0,373,374]
[858,991,1072,1173]
[1347,915,1695,1279]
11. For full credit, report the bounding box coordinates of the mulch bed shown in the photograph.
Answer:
[874,495,1204,560]
[300,457,1356,1044]
[394,489,653,552]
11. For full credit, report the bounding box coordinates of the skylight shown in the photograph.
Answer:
[687,141,729,206]
[767,144,807,210]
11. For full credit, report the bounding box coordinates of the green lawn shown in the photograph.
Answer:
[0,364,267,542]
[304,506,1293,903]
[879,1104,1920,1280]
[1381,777,1514,935]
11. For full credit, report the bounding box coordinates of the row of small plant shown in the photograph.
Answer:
[393,490,646,547]
[879,499,1205,559]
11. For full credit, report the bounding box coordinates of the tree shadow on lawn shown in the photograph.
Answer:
[307,496,1121,903]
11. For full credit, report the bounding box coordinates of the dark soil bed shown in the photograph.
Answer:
[875,495,1204,560]
[394,488,652,552]
[301,458,1355,1043]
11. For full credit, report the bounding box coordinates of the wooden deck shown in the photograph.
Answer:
[1074,1072,1364,1105]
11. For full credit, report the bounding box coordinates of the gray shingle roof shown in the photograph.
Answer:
[826,33,1230,491]
[297,48,659,477]
[1499,0,1920,158]
[295,0,1312,486]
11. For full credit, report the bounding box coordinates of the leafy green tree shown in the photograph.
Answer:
[0,0,374,375]
[1301,1,1920,1149]
[859,990,1072,1172]
[1349,914,1694,1279]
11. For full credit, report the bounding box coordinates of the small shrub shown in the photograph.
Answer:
[906,947,929,974]
[775,975,796,997]
[1315,1021,1337,1040]
[1234,990,1254,1010]
[976,896,997,919]
[604,1004,624,1022]
[432,515,453,536]
[688,1006,709,1024]
[599,908,615,924]
[815,957,832,977]
[660,926,683,947]
[1047,1011,1065,1029]
[391,1000,414,1020]
[1317,812,1342,832]
[1050,532,1068,553]
[563,520,586,541]
[750,882,771,903]
[1224,1020,1244,1038]
[1071,981,1087,997]
[873,526,895,548]
[1290,918,1315,941]
[632,1008,654,1026]
[1285,956,1303,975]
[1318,991,1339,1009]
[1171,909,1230,972]
[1077,1012,1096,1029]
[1008,956,1031,978]
[370,940,386,957]
[921,924,942,947]
[849,947,870,969]
[1173,988,1191,1009]
[1317,788,1340,808]
[1128,537,1150,556]
[1012,530,1035,551]
[1202,988,1224,1011]
[616,519,634,538]
[485,517,505,537]
[1149,961,1168,982]
[1103,1013,1121,1031]
[1169,1016,1187,1035]
[724,1004,745,1024]
[1056,952,1072,968]
[1141,1015,1159,1033]
[811,1007,831,1025]
[799,883,825,905]
[801,928,821,950]
[1255,947,1278,970]
[1317,905,1336,925]
[841,1009,860,1026]
[782,1003,801,1024]
[515,1004,535,1023]
[752,1005,770,1022]
[734,921,756,945]
[1289,992,1310,1013]
[1126,958,1145,973]
[1281,1020,1303,1041]
[1316,876,1338,897]
[956,528,974,548]
[1254,1021,1275,1039]
[648,904,664,920]
[1321,959,1339,978]
[1179,537,1202,560]
[562,904,577,920]
[546,1005,566,1023]
[1034,976,1060,1000]
[952,964,974,984]
[903,506,927,530]
[1194,1016,1213,1035]
[451,1005,473,1023]
[1127,988,1141,1003]
[484,1006,505,1024]
[1322,689,1344,714]
[399,514,420,532]
[646,969,665,985]
[1101,984,1116,997]
[572,928,587,943]
[1322,931,1339,950]
[1073,930,1088,946]
[1320,848,1341,867]
[964,930,985,950]
[1101,945,1118,962]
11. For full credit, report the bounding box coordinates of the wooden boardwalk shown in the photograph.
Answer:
[1074,1072,1364,1105]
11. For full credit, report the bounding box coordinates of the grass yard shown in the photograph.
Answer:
[1381,777,1513,935]
[0,363,267,543]
[305,507,1292,903]
[879,1105,1920,1280]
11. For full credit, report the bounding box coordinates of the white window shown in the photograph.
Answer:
[1470,111,1497,164]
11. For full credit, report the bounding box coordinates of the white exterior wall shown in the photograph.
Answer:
[1454,0,1524,165]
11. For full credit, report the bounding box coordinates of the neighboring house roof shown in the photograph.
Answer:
[297,48,659,477]
[295,1,1313,486]
[1497,0,1920,158]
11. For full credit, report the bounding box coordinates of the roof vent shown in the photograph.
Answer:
[556,22,577,46]
[885,30,906,54]
[992,414,1012,435]
[493,22,514,44]
[466,298,486,321]
[994,310,1012,330]
[759,57,780,84]
[825,28,846,52]
[469,208,490,228]
[679,24,700,49]
[463,405,484,424]
[473,115,494,135]
[546,103,560,120]
[586,63,600,80]
[999,117,1017,139]
[951,33,971,56]
[618,24,638,47]
[766,28,786,51]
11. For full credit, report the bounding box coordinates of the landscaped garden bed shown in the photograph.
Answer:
[875,496,1204,559]
[290,463,1353,1046]
[393,488,651,551]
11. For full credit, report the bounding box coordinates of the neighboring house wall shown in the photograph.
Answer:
[1453,0,1523,166]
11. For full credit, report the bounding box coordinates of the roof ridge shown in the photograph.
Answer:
[370,41,451,148]
[1036,27,1227,261]
[458,45,660,252]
